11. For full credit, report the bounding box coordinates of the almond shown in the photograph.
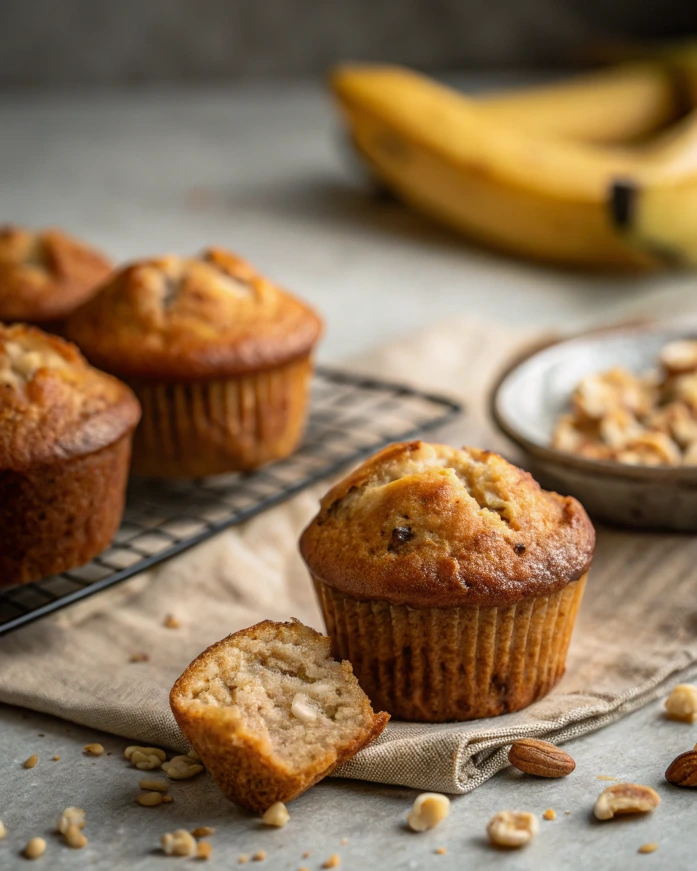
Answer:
[665,750,697,787]
[508,739,575,778]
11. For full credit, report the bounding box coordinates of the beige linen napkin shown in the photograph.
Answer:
[1,317,696,794]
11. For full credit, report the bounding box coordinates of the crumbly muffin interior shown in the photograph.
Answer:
[185,624,369,769]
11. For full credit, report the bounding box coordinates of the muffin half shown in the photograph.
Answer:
[300,441,595,722]
[0,226,112,327]
[0,325,140,586]
[66,248,322,477]
[170,619,389,811]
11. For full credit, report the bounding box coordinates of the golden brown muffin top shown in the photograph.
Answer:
[0,324,141,470]
[0,226,112,323]
[65,248,323,381]
[300,441,595,608]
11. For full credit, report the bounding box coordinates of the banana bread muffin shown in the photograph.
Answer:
[0,226,112,326]
[300,441,595,722]
[0,325,140,586]
[170,619,389,811]
[66,248,322,477]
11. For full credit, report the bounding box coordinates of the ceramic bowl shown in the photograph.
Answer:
[491,326,697,531]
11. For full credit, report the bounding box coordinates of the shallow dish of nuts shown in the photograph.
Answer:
[491,326,697,530]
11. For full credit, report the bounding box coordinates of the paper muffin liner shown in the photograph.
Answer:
[129,356,312,477]
[0,435,133,586]
[313,573,587,722]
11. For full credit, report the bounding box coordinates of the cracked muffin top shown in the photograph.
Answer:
[0,226,112,323]
[0,324,140,470]
[300,441,595,608]
[65,248,323,381]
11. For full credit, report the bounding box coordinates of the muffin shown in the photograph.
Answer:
[0,226,112,327]
[0,324,141,586]
[170,619,389,811]
[300,441,595,722]
[66,248,322,477]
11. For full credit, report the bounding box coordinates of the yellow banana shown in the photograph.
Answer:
[332,65,697,269]
[477,62,684,145]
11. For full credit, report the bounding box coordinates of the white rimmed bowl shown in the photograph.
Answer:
[492,326,697,531]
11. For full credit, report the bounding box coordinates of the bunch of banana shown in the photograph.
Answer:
[331,54,697,269]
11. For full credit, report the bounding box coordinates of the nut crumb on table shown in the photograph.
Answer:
[322,855,341,869]
[543,808,556,821]
[84,742,104,755]
[252,851,267,861]
[435,846,447,855]
[23,754,38,769]
[639,843,659,854]
[23,837,46,860]
[164,614,181,629]
[665,684,697,722]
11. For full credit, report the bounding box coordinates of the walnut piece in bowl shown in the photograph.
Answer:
[492,326,697,530]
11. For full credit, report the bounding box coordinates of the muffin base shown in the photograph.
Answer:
[0,435,133,587]
[129,357,312,478]
[313,574,587,722]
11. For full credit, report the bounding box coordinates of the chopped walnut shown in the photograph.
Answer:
[553,342,697,467]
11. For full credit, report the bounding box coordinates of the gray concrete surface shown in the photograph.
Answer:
[0,80,695,869]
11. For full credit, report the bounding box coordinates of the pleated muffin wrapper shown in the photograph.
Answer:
[313,573,587,722]
[129,356,313,478]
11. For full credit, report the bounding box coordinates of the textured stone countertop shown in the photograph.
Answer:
[0,80,694,870]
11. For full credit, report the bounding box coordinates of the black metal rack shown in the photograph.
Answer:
[0,367,462,635]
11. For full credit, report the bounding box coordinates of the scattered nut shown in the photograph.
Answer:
[435,846,447,855]
[262,802,289,828]
[139,779,168,792]
[593,784,661,820]
[543,808,556,821]
[162,795,173,803]
[665,750,697,787]
[137,792,165,807]
[487,811,539,848]
[508,739,576,778]
[639,843,659,854]
[192,826,214,838]
[84,743,104,756]
[0,820,6,839]
[302,851,311,858]
[57,808,85,834]
[161,829,197,857]
[125,746,166,770]
[197,841,212,860]
[52,756,60,762]
[129,651,150,663]
[407,793,450,831]
[252,851,267,862]
[164,614,181,629]
[23,837,46,860]
[665,684,697,722]
[162,755,204,780]
[64,824,88,849]
[322,856,341,869]
[238,856,249,864]
[23,754,38,769]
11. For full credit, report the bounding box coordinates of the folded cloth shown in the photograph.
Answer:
[1,317,695,793]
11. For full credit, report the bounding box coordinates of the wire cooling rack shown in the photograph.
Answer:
[0,366,462,635]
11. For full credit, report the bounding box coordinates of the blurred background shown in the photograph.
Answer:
[2,0,697,87]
